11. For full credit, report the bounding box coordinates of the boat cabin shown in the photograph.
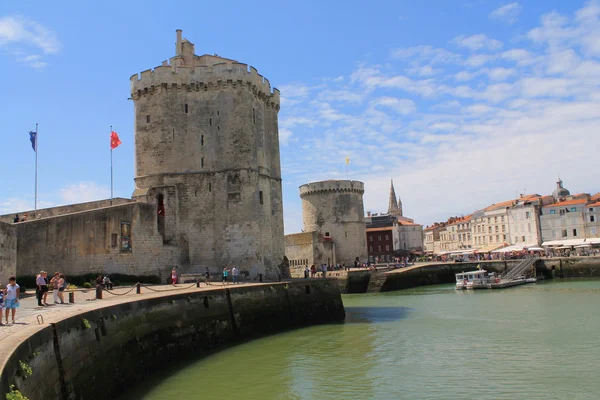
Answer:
[455,270,496,289]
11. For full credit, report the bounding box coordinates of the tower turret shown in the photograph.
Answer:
[388,179,399,215]
[130,30,283,276]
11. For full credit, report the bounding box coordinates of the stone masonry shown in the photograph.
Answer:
[0,222,17,286]
[129,30,284,276]
[299,180,368,266]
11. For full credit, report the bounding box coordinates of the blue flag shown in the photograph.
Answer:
[29,131,37,152]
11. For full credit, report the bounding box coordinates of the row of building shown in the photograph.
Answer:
[424,178,600,255]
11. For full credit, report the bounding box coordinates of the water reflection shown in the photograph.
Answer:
[345,306,412,323]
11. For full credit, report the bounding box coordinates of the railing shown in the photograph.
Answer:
[501,257,538,281]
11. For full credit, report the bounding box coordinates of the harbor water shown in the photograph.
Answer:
[124,279,600,399]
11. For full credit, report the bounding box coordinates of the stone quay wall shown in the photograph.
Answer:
[0,280,345,400]
[0,222,17,285]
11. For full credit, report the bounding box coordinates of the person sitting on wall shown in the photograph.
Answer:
[103,276,113,290]
[13,214,19,223]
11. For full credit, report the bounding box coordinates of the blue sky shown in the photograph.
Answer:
[1,0,599,234]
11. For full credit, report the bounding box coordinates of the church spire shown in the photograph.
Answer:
[398,193,403,217]
[388,179,399,215]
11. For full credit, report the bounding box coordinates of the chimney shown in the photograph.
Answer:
[176,29,183,56]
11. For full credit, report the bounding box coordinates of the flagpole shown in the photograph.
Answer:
[35,123,38,214]
[110,125,113,205]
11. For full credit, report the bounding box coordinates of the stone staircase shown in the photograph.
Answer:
[501,257,538,281]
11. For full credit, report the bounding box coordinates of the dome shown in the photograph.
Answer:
[553,179,570,200]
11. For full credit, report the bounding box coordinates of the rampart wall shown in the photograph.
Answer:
[0,222,17,285]
[0,280,345,400]
[13,203,177,280]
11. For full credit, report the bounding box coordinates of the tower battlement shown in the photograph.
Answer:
[130,61,279,108]
[299,180,365,198]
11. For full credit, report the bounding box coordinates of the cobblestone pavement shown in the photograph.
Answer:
[0,281,262,343]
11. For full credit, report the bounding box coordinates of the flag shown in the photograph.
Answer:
[477,264,481,270]
[110,131,122,150]
[345,157,350,165]
[29,131,37,152]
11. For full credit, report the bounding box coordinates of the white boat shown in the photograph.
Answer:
[455,270,497,290]
[456,270,537,290]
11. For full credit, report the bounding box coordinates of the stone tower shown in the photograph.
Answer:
[130,30,284,276]
[299,180,368,265]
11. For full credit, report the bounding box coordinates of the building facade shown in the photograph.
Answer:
[284,232,335,277]
[130,30,284,276]
[540,198,589,242]
[366,226,396,262]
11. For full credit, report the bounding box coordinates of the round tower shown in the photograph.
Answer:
[299,180,368,266]
[130,30,284,277]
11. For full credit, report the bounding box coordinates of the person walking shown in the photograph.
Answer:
[3,276,20,324]
[304,265,310,279]
[232,266,240,284]
[35,271,49,306]
[205,267,211,285]
[222,267,229,285]
[171,268,178,286]
[310,265,316,278]
[57,274,66,304]
[322,264,327,278]
[50,272,60,304]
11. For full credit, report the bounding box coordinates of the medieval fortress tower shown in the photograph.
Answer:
[299,180,368,266]
[130,30,284,276]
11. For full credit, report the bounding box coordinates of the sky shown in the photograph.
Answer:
[1,0,600,234]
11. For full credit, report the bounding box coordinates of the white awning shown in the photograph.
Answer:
[491,244,528,253]
[527,246,545,251]
[542,239,588,247]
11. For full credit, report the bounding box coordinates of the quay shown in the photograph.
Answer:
[0,279,345,400]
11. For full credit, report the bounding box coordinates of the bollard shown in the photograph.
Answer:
[259,273,263,283]
[96,284,103,300]
[136,283,141,294]
[196,280,200,288]
[69,291,75,303]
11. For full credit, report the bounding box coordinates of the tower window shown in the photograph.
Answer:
[259,191,263,205]
[217,110,220,116]
[217,126,220,131]
[325,232,330,237]
[209,118,212,126]
[201,135,204,146]
[146,115,150,123]
[185,104,188,113]
[208,183,212,192]
[201,158,204,168]
[253,108,255,124]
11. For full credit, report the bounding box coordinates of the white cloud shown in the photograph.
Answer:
[59,182,110,204]
[452,34,503,51]
[490,2,522,24]
[370,97,416,115]
[278,1,600,232]
[279,128,293,146]
[0,16,60,68]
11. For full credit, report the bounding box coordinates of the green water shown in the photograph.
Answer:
[125,279,600,399]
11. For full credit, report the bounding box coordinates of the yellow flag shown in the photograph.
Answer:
[477,264,481,269]
[345,157,350,165]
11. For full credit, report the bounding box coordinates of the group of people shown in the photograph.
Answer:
[304,264,329,278]
[36,271,68,306]
[170,266,242,286]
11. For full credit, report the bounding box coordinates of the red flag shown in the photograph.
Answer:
[110,131,121,150]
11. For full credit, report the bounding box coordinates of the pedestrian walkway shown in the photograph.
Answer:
[0,281,263,343]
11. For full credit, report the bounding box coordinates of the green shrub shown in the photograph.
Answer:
[6,385,29,400]
[81,319,91,329]
[82,282,92,289]
[16,361,32,380]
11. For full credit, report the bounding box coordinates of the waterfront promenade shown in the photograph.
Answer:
[0,282,265,343]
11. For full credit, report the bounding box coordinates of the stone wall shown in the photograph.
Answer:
[538,256,600,277]
[299,180,368,266]
[0,222,17,286]
[130,32,284,278]
[284,231,335,276]
[14,203,177,280]
[0,280,345,400]
[0,198,133,224]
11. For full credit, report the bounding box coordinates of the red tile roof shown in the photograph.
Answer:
[544,198,588,208]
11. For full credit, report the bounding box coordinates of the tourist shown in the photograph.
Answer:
[232,266,239,284]
[3,276,20,324]
[322,264,327,278]
[58,274,66,304]
[310,265,316,278]
[50,272,60,304]
[96,274,104,288]
[103,275,113,290]
[13,214,19,223]
[21,213,28,222]
[205,267,211,285]
[171,268,178,286]
[222,267,229,285]
[304,265,310,279]
[36,271,49,306]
